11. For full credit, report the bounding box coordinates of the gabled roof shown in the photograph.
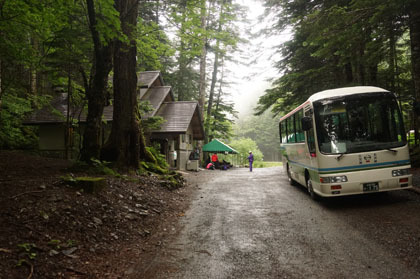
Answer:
[24,71,206,140]
[153,101,205,140]
[137,71,163,88]
[202,139,238,154]
[24,93,84,124]
[24,94,114,124]
[25,71,167,124]
[140,86,174,118]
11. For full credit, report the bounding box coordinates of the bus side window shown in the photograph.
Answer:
[287,116,295,143]
[279,121,287,143]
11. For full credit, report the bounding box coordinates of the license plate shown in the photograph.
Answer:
[363,182,379,192]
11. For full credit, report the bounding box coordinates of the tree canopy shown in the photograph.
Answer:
[256,0,420,137]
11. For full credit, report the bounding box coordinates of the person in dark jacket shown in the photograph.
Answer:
[247,151,254,172]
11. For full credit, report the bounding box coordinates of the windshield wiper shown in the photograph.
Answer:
[335,153,345,161]
[386,148,398,153]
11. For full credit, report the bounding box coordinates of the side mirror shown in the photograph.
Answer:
[301,116,312,131]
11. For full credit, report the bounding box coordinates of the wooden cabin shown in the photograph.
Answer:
[24,71,205,170]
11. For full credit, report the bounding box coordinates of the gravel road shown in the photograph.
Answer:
[134,167,420,279]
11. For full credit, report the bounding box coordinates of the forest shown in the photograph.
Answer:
[256,0,420,140]
[1,0,420,168]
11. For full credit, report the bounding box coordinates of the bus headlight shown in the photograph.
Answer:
[392,169,410,177]
[320,175,348,183]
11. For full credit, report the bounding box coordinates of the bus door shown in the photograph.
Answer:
[303,108,317,165]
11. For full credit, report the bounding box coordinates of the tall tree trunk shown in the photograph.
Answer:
[80,0,113,162]
[389,22,396,92]
[410,0,420,145]
[205,1,224,142]
[358,44,366,85]
[0,57,2,123]
[176,0,187,101]
[198,0,208,118]
[205,44,219,142]
[29,36,38,103]
[344,62,353,83]
[211,59,225,133]
[65,66,72,160]
[103,0,140,169]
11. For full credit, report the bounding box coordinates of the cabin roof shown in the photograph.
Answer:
[137,71,163,88]
[141,86,174,118]
[24,93,84,124]
[153,102,205,140]
[24,71,205,140]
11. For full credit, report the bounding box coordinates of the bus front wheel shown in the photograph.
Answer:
[306,177,319,201]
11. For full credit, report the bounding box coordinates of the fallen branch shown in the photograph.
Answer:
[27,263,34,279]
[63,265,86,275]
[21,261,34,279]
[9,190,45,199]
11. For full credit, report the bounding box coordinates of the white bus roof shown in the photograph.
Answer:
[308,86,390,103]
[280,86,391,122]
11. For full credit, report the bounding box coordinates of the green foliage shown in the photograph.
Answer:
[258,0,416,125]
[159,171,185,190]
[140,145,169,175]
[140,161,165,175]
[94,0,123,45]
[69,159,118,176]
[48,239,62,249]
[89,158,118,176]
[139,101,166,131]
[253,161,283,168]
[148,144,168,168]
[137,19,175,72]
[229,138,263,164]
[234,111,281,161]
[207,99,237,141]
[0,94,39,149]
[17,243,37,262]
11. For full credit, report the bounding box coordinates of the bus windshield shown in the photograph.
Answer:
[313,92,406,154]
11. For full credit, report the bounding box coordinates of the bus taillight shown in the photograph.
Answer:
[399,178,409,183]
[331,185,342,190]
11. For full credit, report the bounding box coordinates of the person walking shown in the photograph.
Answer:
[247,151,254,172]
[172,150,177,168]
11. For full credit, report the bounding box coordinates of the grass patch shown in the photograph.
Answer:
[253,161,283,168]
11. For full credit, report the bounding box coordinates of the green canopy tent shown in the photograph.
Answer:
[202,139,239,167]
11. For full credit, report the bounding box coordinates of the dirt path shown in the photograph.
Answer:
[130,167,420,279]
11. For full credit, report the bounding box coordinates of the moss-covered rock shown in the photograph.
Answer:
[62,176,107,193]
[159,172,185,190]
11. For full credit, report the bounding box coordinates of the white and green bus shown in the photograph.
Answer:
[279,86,412,199]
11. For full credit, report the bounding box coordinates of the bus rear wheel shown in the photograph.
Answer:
[287,165,298,186]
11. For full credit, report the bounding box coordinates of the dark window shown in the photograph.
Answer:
[282,121,288,143]
[287,116,296,143]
